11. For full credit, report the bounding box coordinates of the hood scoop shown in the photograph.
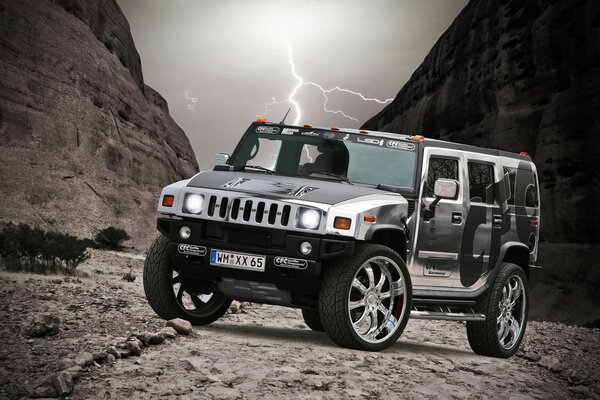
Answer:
[221,178,317,197]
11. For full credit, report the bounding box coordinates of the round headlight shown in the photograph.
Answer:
[183,194,204,214]
[297,208,321,230]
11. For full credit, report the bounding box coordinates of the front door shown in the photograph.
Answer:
[410,148,467,288]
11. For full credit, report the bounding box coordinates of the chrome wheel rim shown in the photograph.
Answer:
[172,271,215,314]
[497,275,526,350]
[348,256,407,344]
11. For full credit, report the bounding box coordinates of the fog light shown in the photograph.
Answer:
[179,226,191,240]
[299,241,312,255]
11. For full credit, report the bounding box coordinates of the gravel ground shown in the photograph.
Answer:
[0,250,598,399]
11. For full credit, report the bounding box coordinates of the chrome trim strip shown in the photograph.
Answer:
[410,310,486,321]
[418,251,459,260]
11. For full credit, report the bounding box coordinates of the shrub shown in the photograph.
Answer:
[94,226,131,250]
[0,222,90,274]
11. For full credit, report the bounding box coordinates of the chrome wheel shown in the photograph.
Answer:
[497,275,526,350]
[348,256,408,344]
[172,271,219,315]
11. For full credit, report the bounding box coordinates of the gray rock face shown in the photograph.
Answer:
[362,0,600,323]
[0,0,198,249]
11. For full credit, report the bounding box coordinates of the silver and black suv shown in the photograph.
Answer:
[143,120,541,357]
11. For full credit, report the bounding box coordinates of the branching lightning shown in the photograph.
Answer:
[258,35,394,125]
[184,90,198,113]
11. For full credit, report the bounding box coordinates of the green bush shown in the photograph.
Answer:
[0,222,90,274]
[94,226,131,250]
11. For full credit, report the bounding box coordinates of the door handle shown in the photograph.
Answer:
[451,211,463,224]
[493,214,503,228]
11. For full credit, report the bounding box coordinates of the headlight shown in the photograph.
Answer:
[183,193,204,214]
[295,208,321,230]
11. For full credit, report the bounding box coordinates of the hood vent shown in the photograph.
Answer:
[221,178,317,197]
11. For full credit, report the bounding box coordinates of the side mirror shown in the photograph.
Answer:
[433,178,458,199]
[423,179,459,220]
[212,153,230,167]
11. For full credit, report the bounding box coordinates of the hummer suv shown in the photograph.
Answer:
[143,120,541,357]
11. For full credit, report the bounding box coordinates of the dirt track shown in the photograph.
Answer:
[0,250,598,399]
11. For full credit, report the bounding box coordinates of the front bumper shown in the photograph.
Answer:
[156,217,355,307]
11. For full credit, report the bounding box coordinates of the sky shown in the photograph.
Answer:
[117,0,468,170]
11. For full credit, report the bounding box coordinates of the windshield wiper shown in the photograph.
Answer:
[308,170,352,184]
[245,165,274,174]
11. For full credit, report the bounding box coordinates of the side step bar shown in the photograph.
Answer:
[410,299,486,321]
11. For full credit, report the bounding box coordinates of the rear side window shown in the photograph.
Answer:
[427,157,459,197]
[468,162,495,204]
[504,167,538,208]
[504,167,516,205]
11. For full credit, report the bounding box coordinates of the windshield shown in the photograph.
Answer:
[230,126,418,189]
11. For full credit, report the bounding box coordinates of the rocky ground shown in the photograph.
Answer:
[0,250,599,399]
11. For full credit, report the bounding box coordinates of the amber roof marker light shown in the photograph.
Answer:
[256,118,267,123]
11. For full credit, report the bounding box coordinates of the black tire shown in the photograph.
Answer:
[143,234,232,325]
[318,243,412,351]
[467,263,529,358]
[301,308,324,332]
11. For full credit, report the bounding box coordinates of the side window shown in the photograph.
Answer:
[468,162,495,204]
[427,157,459,197]
[504,167,516,205]
[525,175,539,207]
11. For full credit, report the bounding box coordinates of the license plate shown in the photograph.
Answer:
[210,249,266,272]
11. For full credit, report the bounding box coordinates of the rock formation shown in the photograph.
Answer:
[0,0,198,249]
[363,0,600,324]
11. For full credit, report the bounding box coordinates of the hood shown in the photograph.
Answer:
[186,171,400,205]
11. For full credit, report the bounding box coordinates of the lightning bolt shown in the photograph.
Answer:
[184,90,198,113]
[258,35,394,125]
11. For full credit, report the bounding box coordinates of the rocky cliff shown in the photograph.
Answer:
[0,0,198,249]
[363,0,600,324]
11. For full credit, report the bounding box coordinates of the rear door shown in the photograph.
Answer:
[410,148,466,288]
[457,154,505,288]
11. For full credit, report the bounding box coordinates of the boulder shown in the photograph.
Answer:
[167,318,193,335]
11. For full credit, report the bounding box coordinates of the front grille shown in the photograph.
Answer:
[200,192,305,230]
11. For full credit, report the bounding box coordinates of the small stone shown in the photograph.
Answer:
[538,355,560,370]
[126,339,142,356]
[74,352,94,367]
[167,318,193,335]
[93,352,108,362]
[228,302,240,314]
[53,371,74,397]
[149,332,165,345]
[122,271,136,282]
[65,365,82,378]
[106,346,121,359]
[57,358,76,370]
[159,327,178,339]
[26,314,60,337]
[119,349,131,358]
[51,278,63,284]
[30,381,58,398]
[522,352,541,362]
[134,332,152,346]
[106,354,116,364]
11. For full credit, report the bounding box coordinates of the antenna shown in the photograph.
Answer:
[279,108,291,125]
